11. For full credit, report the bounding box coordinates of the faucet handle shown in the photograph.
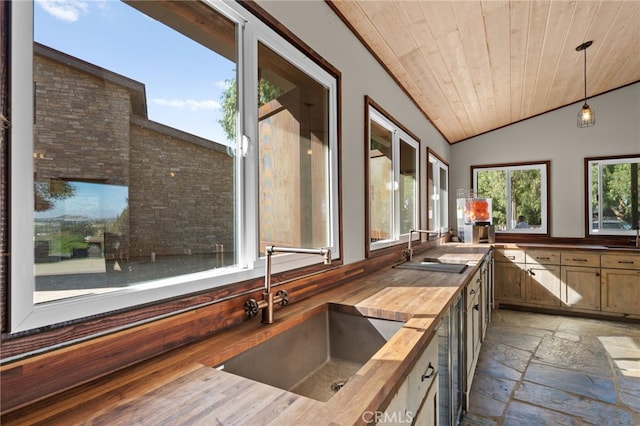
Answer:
[244,299,260,318]
[276,289,289,306]
[402,248,413,261]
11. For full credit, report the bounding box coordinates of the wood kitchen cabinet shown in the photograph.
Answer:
[496,246,639,319]
[495,249,561,308]
[494,249,526,303]
[525,250,562,308]
[601,254,640,316]
[560,252,601,311]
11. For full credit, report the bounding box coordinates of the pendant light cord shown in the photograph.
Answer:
[583,46,587,102]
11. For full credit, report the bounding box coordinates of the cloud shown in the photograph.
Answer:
[152,98,221,112]
[214,80,232,90]
[36,0,89,23]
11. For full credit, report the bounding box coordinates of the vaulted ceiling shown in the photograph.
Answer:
[327,1,640,143]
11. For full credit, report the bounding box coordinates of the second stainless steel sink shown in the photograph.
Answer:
[394,258,469,273]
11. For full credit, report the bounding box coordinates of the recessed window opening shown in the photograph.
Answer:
[587,156,639,236]
[473,162,549,234]
[428,150,449,234]
[367,105,419,251]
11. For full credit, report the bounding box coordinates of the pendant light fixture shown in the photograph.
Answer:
[576,40,595,127]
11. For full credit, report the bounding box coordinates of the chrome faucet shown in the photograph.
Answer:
[244,245,332,324]
[405,229,441,261]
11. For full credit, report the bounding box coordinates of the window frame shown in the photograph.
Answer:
[472,161,550,235]
[365,100,420,254]
[585,154,640,237]
[9,0,339,333]
[427,148,449,234]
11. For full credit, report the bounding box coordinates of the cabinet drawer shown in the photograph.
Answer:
[495,249,525,263]
[561,252,600,267]
[602,254,640,270]
[526,250,560,265]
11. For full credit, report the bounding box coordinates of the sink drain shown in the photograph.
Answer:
[330,380,347,392]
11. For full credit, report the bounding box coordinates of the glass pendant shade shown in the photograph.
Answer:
[577,103,595,127]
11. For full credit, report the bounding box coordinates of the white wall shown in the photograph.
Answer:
[451,83,640,238]
[256,1,450,263]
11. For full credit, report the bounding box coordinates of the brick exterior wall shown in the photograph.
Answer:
[129,121,234,257]
[33,44,234,261]
[34,54,131,185]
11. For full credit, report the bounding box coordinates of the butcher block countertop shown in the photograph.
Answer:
[3,244,491,425]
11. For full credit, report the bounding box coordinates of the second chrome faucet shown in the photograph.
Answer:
[244,245,332,324]
[405,229,441,261]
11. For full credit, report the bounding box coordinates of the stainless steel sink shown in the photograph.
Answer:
[216,304,403,401]
[394,258,468,273]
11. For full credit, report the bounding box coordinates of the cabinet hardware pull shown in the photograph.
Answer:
[474,304,480,311]
[537,256,550,260]
[595,272,600,277]
[470,289,477,294]
[529,269,536,276]
[572,258,587,262]
[507,256,516,260]
[421,362,435,381]
[618,261,634,264]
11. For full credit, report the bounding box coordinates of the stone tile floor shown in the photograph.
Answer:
[461,309,640,426]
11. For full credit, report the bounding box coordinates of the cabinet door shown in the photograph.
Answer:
[494,262,526,303]
[465,301,474,379]
[379,376,409,425]
[527,264,561,307]
[481,255,493,340]
[481,263,488,340]
[601,269,640,315]
[413,374,439,426]
[406,334,439,418]
[379,334,439,425]
[464,291,481,410]
[561,266,601,310]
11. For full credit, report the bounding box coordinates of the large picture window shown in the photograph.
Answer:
[473,162,549,234]
[586,155,639,236]
[367,104,419,251]
[10,1,339,332]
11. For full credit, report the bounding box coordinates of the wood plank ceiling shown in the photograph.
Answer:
[327,1,640,143]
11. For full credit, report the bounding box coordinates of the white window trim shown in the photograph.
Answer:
[369,107,420,251]
[473,163,548,234]
[587,157,639,236]
[428,152,449,234]
[10,0,339,333]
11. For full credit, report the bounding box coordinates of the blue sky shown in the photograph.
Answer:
[34,0,236,145]
[36,182,128,220]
